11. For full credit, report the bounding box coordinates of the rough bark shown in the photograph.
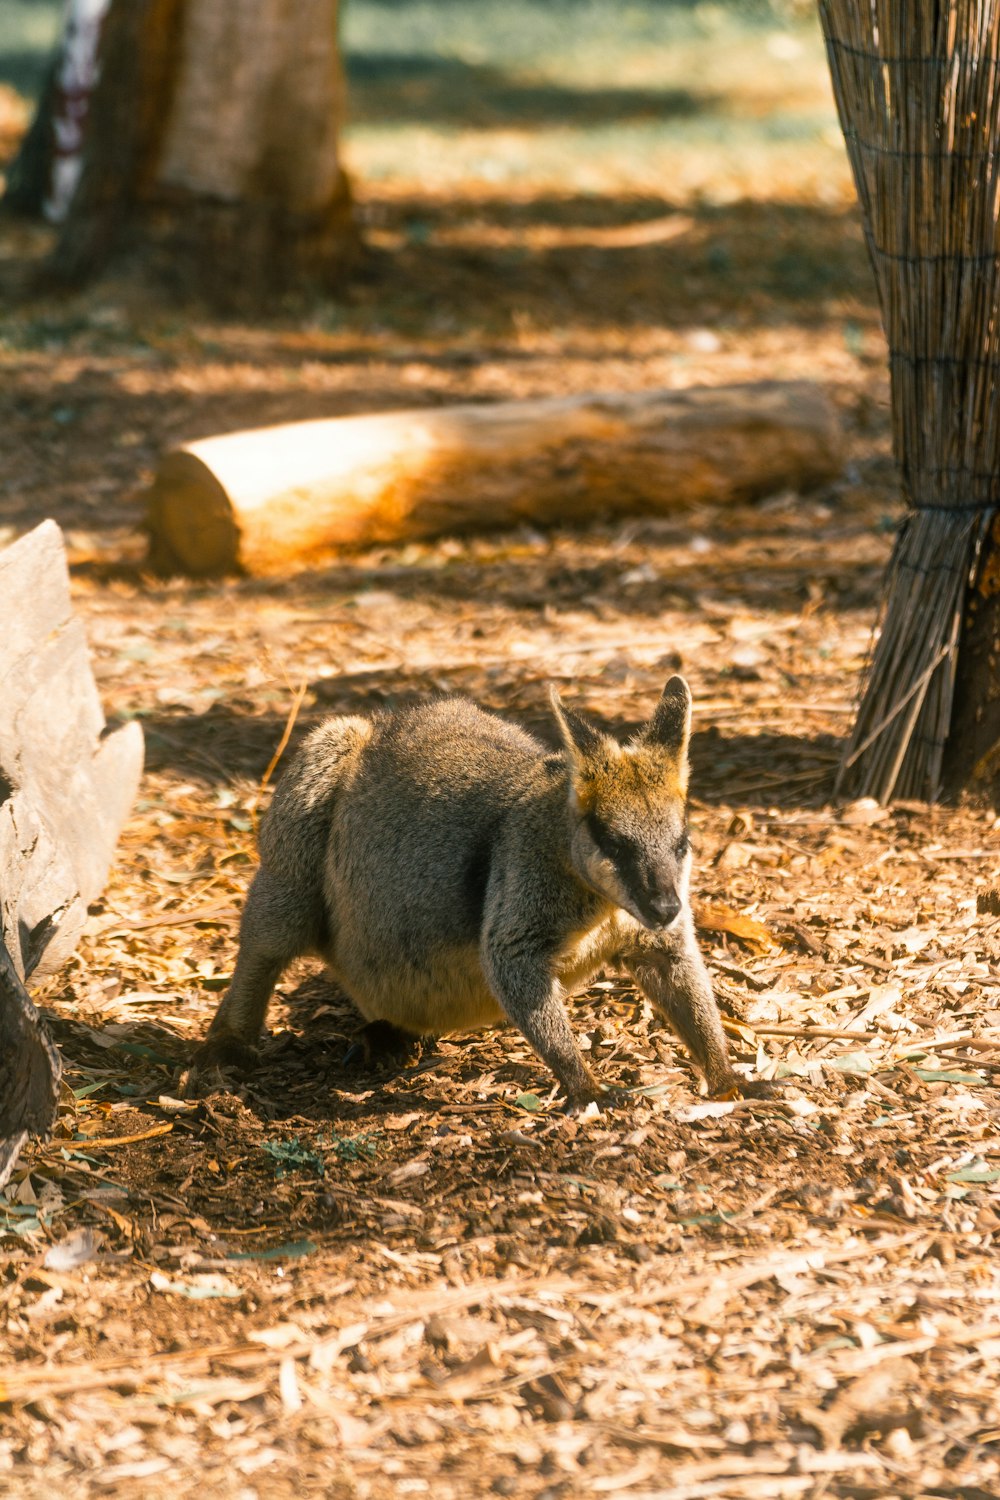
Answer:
[0,522,144,977]
[145,380,843,577]
[945,522,1000,796]
[0,942,63,1192]
[47,0,354,299]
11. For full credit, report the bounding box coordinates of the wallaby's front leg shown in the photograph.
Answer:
[620,917,748,1097]
[482,936,601,1105]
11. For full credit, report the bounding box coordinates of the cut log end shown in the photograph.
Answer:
[146,451,241,576]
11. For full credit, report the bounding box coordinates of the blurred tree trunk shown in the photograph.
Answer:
[4,0,110,221]
[46,0,355,301]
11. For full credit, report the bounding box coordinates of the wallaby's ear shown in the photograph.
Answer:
[643,675,692,760]
[550,687,617,767]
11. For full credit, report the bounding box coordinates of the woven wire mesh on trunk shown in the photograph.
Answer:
[819,0,1000,802]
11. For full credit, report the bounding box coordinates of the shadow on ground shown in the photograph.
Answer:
[347,52,714,129]
[142,693,843,810]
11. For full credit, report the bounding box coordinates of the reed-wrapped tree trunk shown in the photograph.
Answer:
[33,0,354,300]
[820,1,1000,802]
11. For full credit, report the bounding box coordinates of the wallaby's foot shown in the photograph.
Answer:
[733,1074,784,1100]
[197,1032,261,1073]
[563,1082,634,1116]
[706,1069,783,1101]
[343,1020,422,1071]
[183,1033,260,1096]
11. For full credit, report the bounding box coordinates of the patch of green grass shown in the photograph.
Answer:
[262,1131,380,1179]
[342,0,846,203]
[0,1,62,99]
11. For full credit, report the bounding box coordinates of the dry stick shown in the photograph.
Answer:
[103,902,241,935]
[44,1122,175,1152]
[744,1024,891,1042]
[248,677,309,828]
[840,642,952,770]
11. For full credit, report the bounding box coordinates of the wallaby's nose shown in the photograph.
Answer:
[648,892,681,927]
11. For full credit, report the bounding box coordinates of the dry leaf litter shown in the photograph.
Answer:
[1,8,999,1495]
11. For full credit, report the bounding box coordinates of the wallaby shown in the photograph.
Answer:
[191,677,772,1106]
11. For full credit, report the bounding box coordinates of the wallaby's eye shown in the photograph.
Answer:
[676,830,691,859]
[584,811,627,863]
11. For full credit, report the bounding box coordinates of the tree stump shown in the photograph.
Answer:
[0,521,143,1186]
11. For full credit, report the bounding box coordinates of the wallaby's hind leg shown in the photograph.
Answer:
[620,920,757,1097]
[193,867,320,1073]
[343,1019,422,1071]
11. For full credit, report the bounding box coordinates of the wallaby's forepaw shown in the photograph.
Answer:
[183,1034,260,1096]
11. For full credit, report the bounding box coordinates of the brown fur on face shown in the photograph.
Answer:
[570,739,688,815]
[552,675,691,802]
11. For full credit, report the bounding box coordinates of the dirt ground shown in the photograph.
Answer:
[2,4,1000,1498]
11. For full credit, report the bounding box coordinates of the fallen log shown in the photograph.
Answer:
[145,380,843,577]
[0,521,144,1185]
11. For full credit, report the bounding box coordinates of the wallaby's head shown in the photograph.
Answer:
[551,675,692,931]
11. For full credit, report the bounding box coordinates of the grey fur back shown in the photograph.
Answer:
[318,698,559,950]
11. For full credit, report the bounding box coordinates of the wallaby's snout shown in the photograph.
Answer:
[641,885,682,931]
[630,843,686,930]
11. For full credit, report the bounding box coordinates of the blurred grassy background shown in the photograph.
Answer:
[2,0,849,204]
[344,0,846,205]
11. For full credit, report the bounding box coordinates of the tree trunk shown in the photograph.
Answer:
[45,0,355,300]
[0,942,62,1192]
[946,521,1000,794]
[144,381,844,577]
